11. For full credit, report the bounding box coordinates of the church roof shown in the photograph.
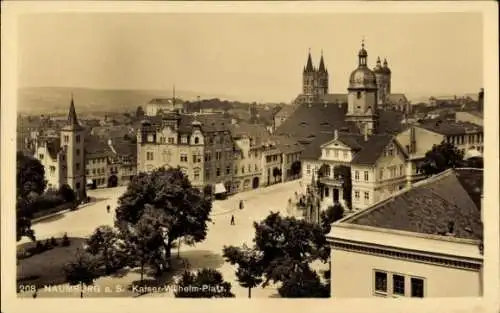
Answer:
[275,102,405,161]
[342,168,483,240]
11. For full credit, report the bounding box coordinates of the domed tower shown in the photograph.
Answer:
[345,41,379,136]
[373,56,388,108]
[302,49,316,103]
[317,50,329,97]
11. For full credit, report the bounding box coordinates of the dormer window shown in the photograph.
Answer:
[194,137,199,144]
[181,136,188,144]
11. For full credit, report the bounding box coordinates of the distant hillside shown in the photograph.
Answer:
[17,87,233,114]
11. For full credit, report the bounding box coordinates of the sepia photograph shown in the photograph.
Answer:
[1,2,499,313]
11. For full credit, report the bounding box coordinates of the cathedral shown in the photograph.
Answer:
[297,42,407,113]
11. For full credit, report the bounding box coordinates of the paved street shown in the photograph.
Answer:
[19,180,308,298]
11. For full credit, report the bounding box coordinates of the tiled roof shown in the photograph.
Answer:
[85,135,114,158]
[275,104,299,118]
[337,133,366,149]
[270,135,304,155]
[418,120,483,136]
[321,93,348,104]
[275,102,405,161]
[111,138,137,158]
[141,113,232,134]
[344,168,483,240]
[350,134,394,165]
[229,122,270,146]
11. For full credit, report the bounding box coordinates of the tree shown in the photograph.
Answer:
[64,248,99,298]
[115,167,212,271]
[58,184,76,203]
[16,197,36,242]
[136,106,145,119]
[175,268,235,298]
[291,161,302,178]
[122,205,170,280]
[252,212,328,289]
[203,184,213,199]
[222,244,264,298]
[418,142,464,176]
[333,165,352,210]
[85,225,126,274]
[17,151,46,199]
[278,264,329,298]
[319,204,344,235]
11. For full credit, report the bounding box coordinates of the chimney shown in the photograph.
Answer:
[334,129,339,140]
[364,126,369,142]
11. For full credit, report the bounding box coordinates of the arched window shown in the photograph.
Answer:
[194,137,199,144]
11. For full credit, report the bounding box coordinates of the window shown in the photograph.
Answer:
[324,187,330,198]
[273,155,278,161]
[334,150,339,157]
[216,151,222,160]
[326,150,330,157]
[168,137,175,144]
[205,152,212,162]
[255,164,258,171]
[379,169,384,180]
[226,166,231,175]
[393,274,405,296]
[194,168,200,181]
[147,152,154,161]
[216,168,221,177]
[357,91,362,99]
[181,136,188,144]
[76,149,80,156]
[374,271,387,293]
[180,153,188,162]
[242,166,245,174]
[193,154,201,163]
[194,137,199,144]
[86,169,90,175]
[399,165,404,176]
[307,164,311,175]
[92,169,96,175]
[343,151,348,159]
[234,166,238,174]
[411,278,424,298]
[76,163,80,171]
[205,169,210,180]
[248,164,251,172]
[76,135,81,143]
[64,135,69,143]
[266,156,272,163]
[148,135,154,142]
[39,154,44,160]
[354,191,360,199]
[364,171,369,181]
[160,137,166,144]
[354,171,359,180]
[364,191,369,201]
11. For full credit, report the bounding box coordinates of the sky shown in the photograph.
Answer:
[18,12,483,103]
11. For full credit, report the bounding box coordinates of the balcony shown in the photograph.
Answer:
[319,175,344,187]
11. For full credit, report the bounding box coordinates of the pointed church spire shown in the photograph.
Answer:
[63,94,83,131]
[318,49,326,72]
[68,94,79,126]
[305,48,314,72]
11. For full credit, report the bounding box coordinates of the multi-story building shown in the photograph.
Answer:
[327,168,483,298]
[34,98,87,200]
[273,136,304,182]
[261,141,283,186]
[137,113,234,193]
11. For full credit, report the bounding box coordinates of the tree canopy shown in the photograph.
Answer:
[115,167,212,269]
[85,225,126,274]
[17,151,46,198]
[419,141,464,176]
[222,244,264,298]
[64,248,99,298]
[175,268,235,298]
[277,264,329,298]
[252,212,328,287]
[319,203,344,235]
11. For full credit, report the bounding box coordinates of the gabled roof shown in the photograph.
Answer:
[45,137,61,159]
[320,133,365,150]
[230,122,270,146]
[270,135,304,155]
[275,104,299,118]
[342,168,483,240]
[350,134,394,166]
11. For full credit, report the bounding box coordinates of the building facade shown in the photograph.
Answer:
[328,168,483,298]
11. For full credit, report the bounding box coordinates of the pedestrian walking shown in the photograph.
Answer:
[106,205,110,213]
[230,214,235,225]
[239,200,244,210]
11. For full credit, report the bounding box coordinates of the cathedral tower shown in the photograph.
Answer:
[317,51,329,97]
[303,50,316,103]
[345,41,379,136]
[60,96,86,200]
